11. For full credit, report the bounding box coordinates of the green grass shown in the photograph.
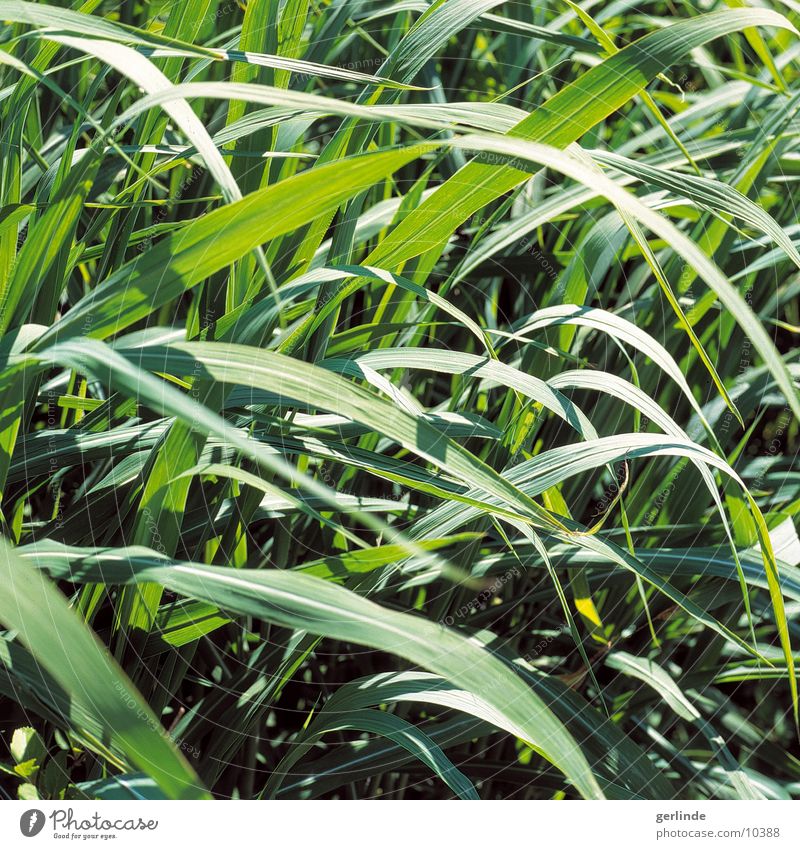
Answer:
[0,0,799,801]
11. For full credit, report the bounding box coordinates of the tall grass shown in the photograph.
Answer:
[0,0,799,801]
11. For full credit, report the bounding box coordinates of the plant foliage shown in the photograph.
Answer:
[0,0,799,801]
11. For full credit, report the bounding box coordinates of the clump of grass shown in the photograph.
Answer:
[0,0,799,801]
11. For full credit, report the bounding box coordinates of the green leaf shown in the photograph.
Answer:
[22,540,605,799]
[0,539,208,799]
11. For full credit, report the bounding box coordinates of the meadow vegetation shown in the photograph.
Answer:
[0,0,799,801]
